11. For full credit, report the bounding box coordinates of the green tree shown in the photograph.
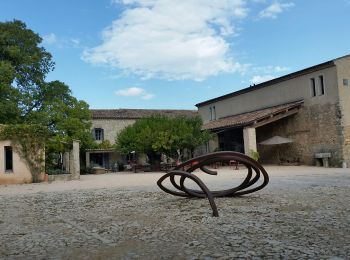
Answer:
[25,80,94,150]
[0,20,54,118]
[116,116,212,164]
[0,20,95,167]
[0,60,21,123]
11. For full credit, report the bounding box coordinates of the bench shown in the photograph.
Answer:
[315,153,331,167]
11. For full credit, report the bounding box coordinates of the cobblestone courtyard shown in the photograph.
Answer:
[0,166,349,259]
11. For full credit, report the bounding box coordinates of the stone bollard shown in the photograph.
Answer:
[70,140,80,180]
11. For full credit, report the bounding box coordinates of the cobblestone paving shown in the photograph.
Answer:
[1,174,350,259]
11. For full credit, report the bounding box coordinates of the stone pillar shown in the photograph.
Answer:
[243,127,257,156]
[63,152,70,172]
[208,134,219,152]
[70,140,80,180]
[86,152,90,167]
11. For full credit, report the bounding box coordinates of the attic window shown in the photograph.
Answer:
[310,78,316,97]
[209,106,216,121]
[319,75,325,95]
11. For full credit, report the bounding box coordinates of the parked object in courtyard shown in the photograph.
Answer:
[157,151,269,217]
[260,136,293,164]
[259,136,293,145]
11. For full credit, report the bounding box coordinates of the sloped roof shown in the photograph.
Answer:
[202,100,303,131]
[195,54,350,107]
[91,109,198,119]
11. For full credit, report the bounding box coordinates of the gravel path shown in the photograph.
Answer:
[0,166,349,259]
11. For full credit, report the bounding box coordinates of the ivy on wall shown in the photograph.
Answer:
[0,124,49,182]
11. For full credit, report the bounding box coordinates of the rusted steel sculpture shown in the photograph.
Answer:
[157,151,269,217]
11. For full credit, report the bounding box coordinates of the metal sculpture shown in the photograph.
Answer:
[157,151,269,217]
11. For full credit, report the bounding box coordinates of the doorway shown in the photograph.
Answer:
[218,128,244,152]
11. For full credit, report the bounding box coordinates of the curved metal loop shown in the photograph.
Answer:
[157,170,219,217]
[157,151,269,217]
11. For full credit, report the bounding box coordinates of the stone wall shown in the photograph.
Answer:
[342,126,350,167]
[335,56,350,167]
[198,65,339,124]
[92,119,136,144]
[0,140,40,184]
[48,140,80,182]
[48,174,72,182]
[257,103,343,166]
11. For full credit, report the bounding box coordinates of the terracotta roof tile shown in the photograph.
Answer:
[91,109,198,119]
[202,100,303,131]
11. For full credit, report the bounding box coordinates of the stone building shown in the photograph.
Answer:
[196,55,350,167]
[86,109,197,169]
[0,139,33,184]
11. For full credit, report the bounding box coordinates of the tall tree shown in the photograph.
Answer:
[0,60,20,123]
[0,20,54,118]
[0,20,94,156]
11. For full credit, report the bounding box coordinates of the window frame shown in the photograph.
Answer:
[209,106,216,121]
[319,75,325,96]
[310,77,316,97]
[4,146,13,172]
[212,106,216,120]
[94,128,104,141]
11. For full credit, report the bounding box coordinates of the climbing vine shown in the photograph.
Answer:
[0,124,49,182]
[250,149,260,162]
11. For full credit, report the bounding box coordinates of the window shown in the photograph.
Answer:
[212,106,216,120]
[5,146,13,172]
[343,79,349,86]
[319,75,325,95]
[310,78,316,97]
[209,106,216,121]
[94,128,104,141]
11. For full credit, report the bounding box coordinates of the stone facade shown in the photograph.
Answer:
[334,57,350,166]
[198,63,339,124]
[92,119,136,144]
[88,109,197,169]
[257,104,343,166]
[196,55,350,167]
[0,140,42,184]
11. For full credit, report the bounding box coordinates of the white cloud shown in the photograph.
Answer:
[115,87,145,96]
[42,34,83,49]
[141,93,155,100]
[83,0,249,81]
[259,2,294,19]
[252,65,290,74]
[272,66,289,72]
[246,64,289,84]
[250,75,275,84]
[42,33,57,44]
[115,87,154,99]
[70,38,81,47]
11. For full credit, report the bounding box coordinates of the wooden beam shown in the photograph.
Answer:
[251,108,299,128]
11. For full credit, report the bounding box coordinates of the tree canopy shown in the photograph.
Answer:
[116,116,211,162]
[0,20,94,153]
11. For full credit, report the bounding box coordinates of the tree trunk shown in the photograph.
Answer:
[147,151,161,171]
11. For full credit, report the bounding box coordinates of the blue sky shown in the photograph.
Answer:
[1,0,350,109]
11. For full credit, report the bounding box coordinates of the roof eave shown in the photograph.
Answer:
[196,60,335,107]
